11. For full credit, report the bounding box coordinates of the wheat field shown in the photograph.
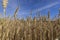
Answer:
[0,9,60,40]
[0,0,60,40]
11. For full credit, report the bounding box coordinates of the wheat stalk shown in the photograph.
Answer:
[2,0,8,17]
[14,7,19,19]
[48,10,50,20]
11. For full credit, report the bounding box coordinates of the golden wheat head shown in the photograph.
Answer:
[2,0,8,15]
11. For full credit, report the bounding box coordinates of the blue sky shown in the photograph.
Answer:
[0,0,60,19]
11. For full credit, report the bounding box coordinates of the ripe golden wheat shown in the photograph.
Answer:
[0,0,60,40]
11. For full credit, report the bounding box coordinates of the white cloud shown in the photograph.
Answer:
[18,2,59,16]
[33,2,59,13]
